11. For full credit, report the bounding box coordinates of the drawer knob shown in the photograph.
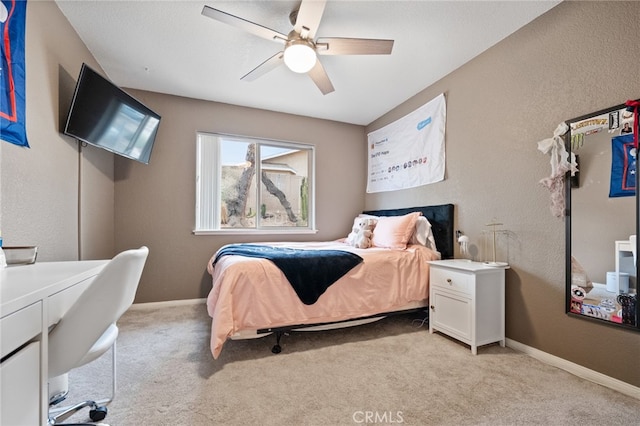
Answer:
[430,305,435,311]
[446,278,452,285]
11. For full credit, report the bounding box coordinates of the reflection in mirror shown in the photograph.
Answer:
[566,101,639,329]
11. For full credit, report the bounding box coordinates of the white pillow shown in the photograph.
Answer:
[410,216,438,251]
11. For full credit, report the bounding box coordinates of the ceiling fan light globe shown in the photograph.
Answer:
[284,43,317,73]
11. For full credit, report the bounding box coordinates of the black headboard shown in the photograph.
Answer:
[362,204,455,259]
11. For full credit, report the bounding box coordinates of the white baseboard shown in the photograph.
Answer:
[129,298,206,311]
[506,338,640,400]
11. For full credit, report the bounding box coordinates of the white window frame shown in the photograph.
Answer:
[194,132,317,235]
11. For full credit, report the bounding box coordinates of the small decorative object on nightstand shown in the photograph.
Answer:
[428,259,508,354]
[482,220,509,267]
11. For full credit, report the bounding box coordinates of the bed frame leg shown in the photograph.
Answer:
[272,331,284,354]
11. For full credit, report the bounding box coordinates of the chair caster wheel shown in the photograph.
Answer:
[90,405,108,421]
[271,344,281,354]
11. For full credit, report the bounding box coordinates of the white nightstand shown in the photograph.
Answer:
[428,259,508,354]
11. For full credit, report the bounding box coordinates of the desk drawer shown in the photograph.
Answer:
[48,275,95,327]
[430,267,472,294]
[1,301,42,359]
[1,341,41,425]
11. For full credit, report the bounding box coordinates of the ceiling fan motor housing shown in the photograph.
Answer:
[288,9,298,26]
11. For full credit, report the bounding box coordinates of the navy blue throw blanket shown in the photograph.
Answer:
[212,244,363,305]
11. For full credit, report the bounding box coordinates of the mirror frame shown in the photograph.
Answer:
[565,100,639,330]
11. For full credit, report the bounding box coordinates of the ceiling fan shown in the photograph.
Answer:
[201,0,394,95]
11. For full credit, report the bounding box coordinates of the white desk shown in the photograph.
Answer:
[0,260,108,426]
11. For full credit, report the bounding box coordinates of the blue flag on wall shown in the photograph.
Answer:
[1,0,29,148]
[609,133,636,197]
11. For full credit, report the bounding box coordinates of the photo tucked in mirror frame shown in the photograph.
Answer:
[565,100,639,330]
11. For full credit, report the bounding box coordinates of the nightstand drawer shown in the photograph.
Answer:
[430,267,472,294]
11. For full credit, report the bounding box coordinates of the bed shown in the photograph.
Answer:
[206,204,454,358]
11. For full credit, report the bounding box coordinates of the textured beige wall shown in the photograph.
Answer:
[0,0,114,261]
[366,1,640,387]
[115,90,366,303]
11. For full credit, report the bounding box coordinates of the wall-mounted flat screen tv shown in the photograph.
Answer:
[64,63,161,164]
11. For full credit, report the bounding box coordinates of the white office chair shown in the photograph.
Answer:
[47,246,149,425]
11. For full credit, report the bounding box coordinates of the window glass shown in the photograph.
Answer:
[196,133,314,232]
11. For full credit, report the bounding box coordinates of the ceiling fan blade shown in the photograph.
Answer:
[241,51,285,81]
[293,0,326,39]
[202,5,287,44]
[316,38,394,55]
[307,59,334,95]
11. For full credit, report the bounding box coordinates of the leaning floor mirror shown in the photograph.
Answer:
[565,100,639,330]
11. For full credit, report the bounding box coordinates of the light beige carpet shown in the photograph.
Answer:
[64,303,640,425]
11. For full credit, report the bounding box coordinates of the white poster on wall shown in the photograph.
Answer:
[366,93,446,193]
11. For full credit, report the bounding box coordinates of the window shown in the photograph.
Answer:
[195,132,315,234]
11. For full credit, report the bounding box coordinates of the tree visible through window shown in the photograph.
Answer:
[196,133,314,232]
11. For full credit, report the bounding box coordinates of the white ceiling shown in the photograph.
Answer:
[55,0,561,126]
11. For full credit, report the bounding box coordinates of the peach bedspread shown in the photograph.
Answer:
[206,241,440,358]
